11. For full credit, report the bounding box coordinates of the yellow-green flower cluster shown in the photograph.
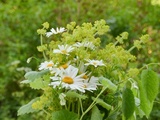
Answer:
[32,87,60,111]
[133,34,150,50]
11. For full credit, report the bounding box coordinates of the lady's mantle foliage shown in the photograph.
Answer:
[18,20,159,120]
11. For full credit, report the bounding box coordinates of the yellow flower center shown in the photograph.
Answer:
[83,75,88,79]
[62,76,73,84]
[60,64,68,69]
[83,84,87,88]
[93,62,97,65]
[61,50,67,54]
[47,63,53,67]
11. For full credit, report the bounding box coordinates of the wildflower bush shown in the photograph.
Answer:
[18,20,159,120]
[1,0,160,119]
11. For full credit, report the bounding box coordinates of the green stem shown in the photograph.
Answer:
[128,46,136,52]
[114,41,119,46]
[88,67,95,82]
[40,34,47,60]
[43,109,50,115]
[79,87,107,120]
[68,101,71,110]
[139,63,160,71]
[72,102,75,112]
[154,100,160,104]
[78,100,80,117]
[43,109,51,120]
[79,98,83,114]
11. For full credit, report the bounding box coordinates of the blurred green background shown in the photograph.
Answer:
[0,0,160,119]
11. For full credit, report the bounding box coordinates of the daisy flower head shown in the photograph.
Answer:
[39,61,55,70]
[46,27,66,37]
[73,41,95,50]
[85,59,105,67]
[83,41,95,50]
[59,61,70,69]
[50,65,86,92]
[53,45,74,55]
[50,67,64,76]
[83,76,100,92]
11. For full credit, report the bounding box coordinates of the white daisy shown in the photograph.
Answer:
[46,27,66,37]
[83,41,95,50]
[85,59,105,67]
[50,67,63,76]
[50,65,86,92]
[53,45,74,55]
[83,76,100,92]
[39,61,54,70]
[73,41,95,50]
[59,61,70,69]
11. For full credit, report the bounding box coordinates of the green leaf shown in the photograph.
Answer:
[91,106,103,120]
[18,97,39,116]
[30,77,50,89]
[92,97,112,110]
[99,77,117,92]
[139,80,152,118]
[66,91,88,99]
[139,69,159,117]
[51,110,79,120]
[122,88,135,120]
[24,70,49,82]
[141,69,159,102]
[106,108,120,120]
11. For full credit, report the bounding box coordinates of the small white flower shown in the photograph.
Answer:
[50,68,63,76]
[39,61,54,70]
[59,62,70,69]
[46,27,66,37]
[50,65,86,92]
[83,76,100,92]
[83,41,95,50]
[85,59,105,67]
[53,45,74,55]
[73,41,95,50]
[59,93,66,106]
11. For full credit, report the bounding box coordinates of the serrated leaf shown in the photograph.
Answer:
[139,69,159,117]
[99,77,117,92]
[51,110,79,120]
[30,77,50,89]
[139,80,152,118]
[91,106,103,120]
[66,91,88,99]
[122,88,135,120]
[92,97,112,110]
[141,69,159,102]
[18,97,39,116]
[24,70,49,82]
